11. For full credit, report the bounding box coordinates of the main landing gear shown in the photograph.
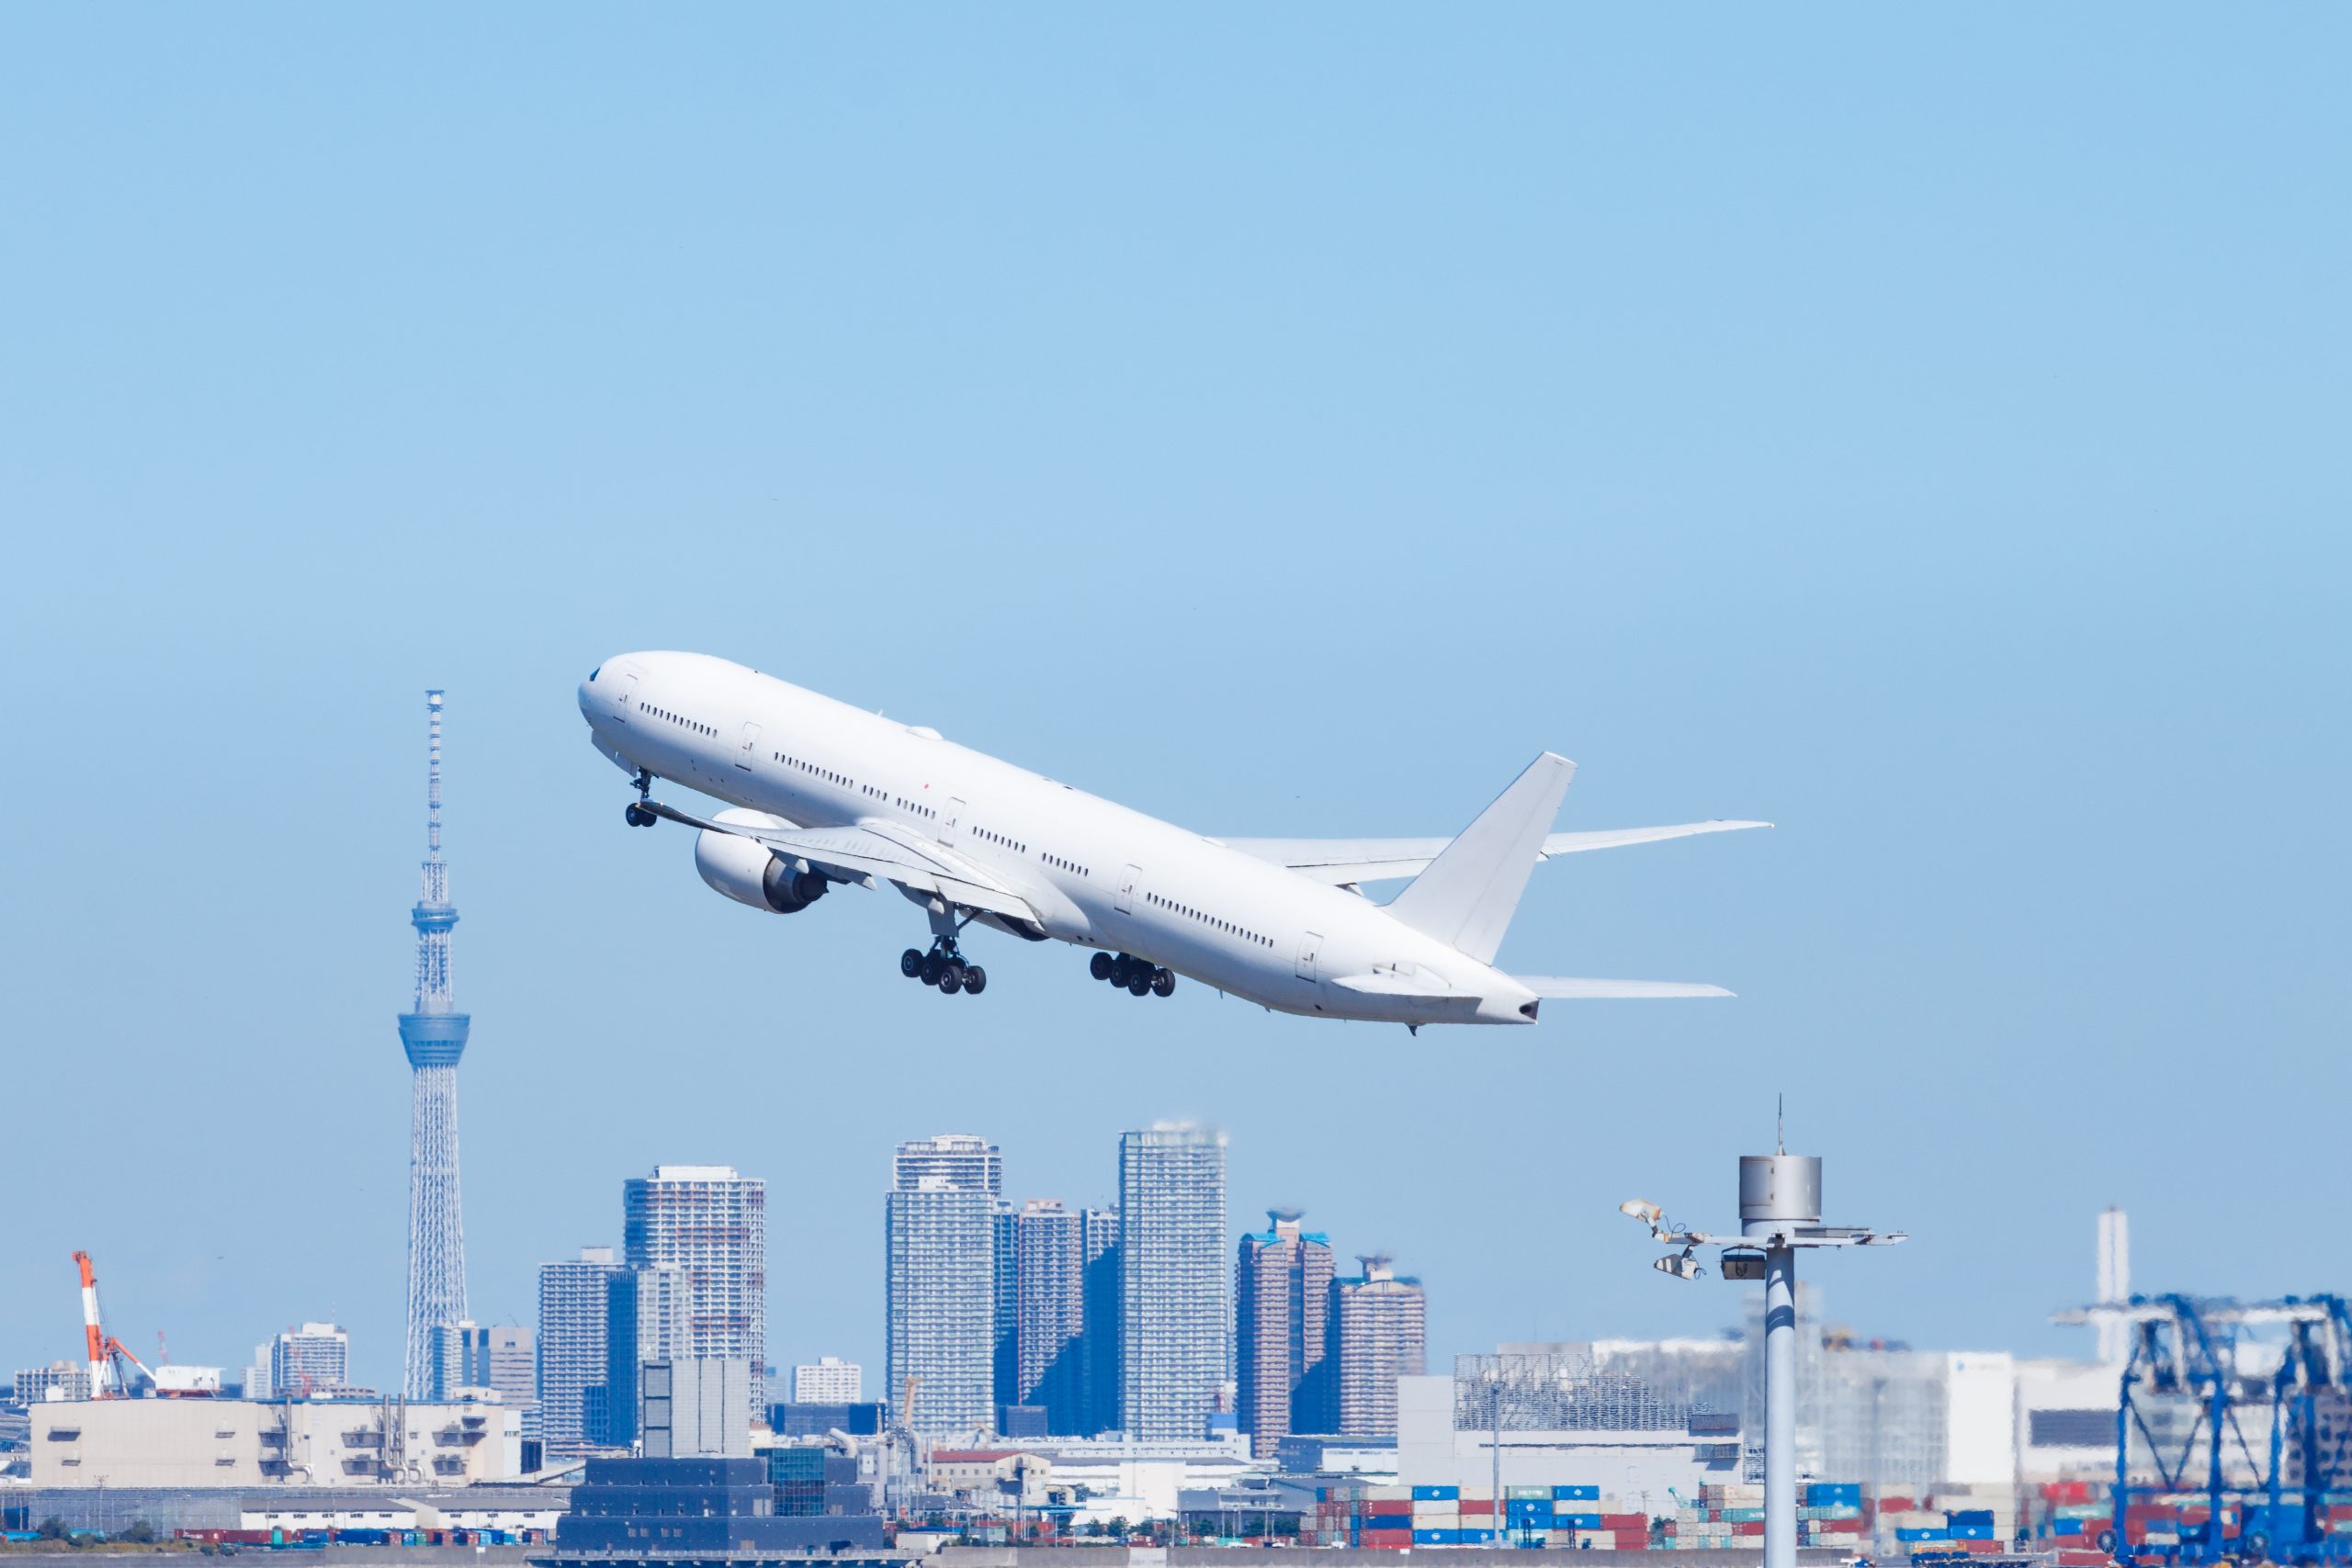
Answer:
[1091,952,1174,998]
[902,939,986,997]
[623,770,657,827]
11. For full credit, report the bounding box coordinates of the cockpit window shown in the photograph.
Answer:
[588,666,601,682]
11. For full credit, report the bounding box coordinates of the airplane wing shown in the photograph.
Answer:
[1515,976,1734,998]
[640,799,1043,924]
[1226,819,1772,886]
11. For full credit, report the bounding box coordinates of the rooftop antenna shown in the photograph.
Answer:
[1777,1093,1785,1155]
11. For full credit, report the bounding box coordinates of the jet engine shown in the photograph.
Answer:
[694,809,830,914]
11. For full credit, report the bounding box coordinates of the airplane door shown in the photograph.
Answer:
[616,672,639,721]
[1296,931,1323,983]
[1116,864,1140,915]
[940,797,965,845]
[736,722,761,770]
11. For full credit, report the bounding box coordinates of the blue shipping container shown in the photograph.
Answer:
[1808,1484,1864,1506]
[1415,1529,1460,1545]
[1897,1529,1952,1542]
[2052,1520,2084,1537]
[1554,1485,1601,1501]
[1560,1514,1604,1529]
[1951,1525,1996,1540]
[1414,1486,1461,1501]
[1949,1510,1996,1528]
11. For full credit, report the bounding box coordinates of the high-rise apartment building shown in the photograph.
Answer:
[791,1357,862,1404]
[605,1263,693,1446]
[1329,1253,1426,1438]
[538,1247,626,1457]
[424,1322,536,1433]
[1118,1123,1228,1440]
[1082,1205,1122,1435]
[993,1200,1020,1420]
[1011,1200,1087,1432]
[623,1165,768,1407]
[269,1323,350,1396]
[1236,1208,1336,1456]
[886,1134,1001,1435]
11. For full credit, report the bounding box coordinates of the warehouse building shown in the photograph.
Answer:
[26,1394,520,1489]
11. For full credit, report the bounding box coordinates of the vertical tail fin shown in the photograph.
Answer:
[1384,753,1575,964]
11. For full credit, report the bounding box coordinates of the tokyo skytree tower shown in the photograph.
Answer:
[399,690,471,1398]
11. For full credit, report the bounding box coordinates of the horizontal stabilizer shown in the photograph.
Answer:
[1326,974,1487,1018]
[1229,818,1770,886]
[1516,976,1734,999]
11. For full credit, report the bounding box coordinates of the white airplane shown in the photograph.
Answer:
[578,651,1769,1029]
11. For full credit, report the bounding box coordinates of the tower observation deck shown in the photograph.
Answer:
[400,689,470,1399]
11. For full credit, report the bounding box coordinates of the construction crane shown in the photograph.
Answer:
[74,1250,154,1398]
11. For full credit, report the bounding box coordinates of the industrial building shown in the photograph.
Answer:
[625,1164,768,1408]
[886,1134,1003,1435]
[1119,1122,1229,1441]
[25,1393,520,1489]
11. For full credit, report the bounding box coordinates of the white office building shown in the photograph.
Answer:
[792,1357,863,1404]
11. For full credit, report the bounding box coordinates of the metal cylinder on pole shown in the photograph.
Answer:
[1742,1153,1823,1568]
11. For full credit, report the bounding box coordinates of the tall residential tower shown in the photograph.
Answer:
[885,1134,1001,1435]
[1236,1207,1335,1456]
[400,690,471,1400]
[1119,1122,1228,1440]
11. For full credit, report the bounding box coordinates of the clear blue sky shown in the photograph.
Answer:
[3,6,2344,1394]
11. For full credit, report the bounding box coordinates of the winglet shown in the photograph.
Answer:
[1383,753,1575,964]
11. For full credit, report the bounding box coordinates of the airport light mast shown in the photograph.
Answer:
[1622,1121,1905,1568]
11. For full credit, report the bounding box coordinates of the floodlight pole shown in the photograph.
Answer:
[1741,1153,1822,1568]
[1623,1132,1905,1568]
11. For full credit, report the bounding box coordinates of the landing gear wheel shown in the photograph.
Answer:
[920,953,946,986]
[1127,973,1151,997]
[939,964,964,995]
[1109,955,1134,987]
[1151,966,1175,998]
[900,948,924,979]
[963,965,987,995]
[624,803,652,828]
[1090,952,1114,982]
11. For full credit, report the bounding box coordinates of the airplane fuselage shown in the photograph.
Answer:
[579,652,1542,1023]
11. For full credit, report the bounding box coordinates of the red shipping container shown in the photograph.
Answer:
[1602,1515,1645,1529]
[1462,1500,1497,1517]
[1367,1501,1413,1517]
[1361,1529,1414,1550]
[1735,1521,1766,1537]
[2054,1552,2111,1566]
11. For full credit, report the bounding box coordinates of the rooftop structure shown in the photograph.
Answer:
[399,690,470,1398]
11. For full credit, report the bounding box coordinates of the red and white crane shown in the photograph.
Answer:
[74,1249,153,1397]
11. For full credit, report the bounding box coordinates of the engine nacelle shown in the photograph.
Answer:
[694,810,830,915]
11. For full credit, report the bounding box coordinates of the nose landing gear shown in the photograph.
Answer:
[622,770,657,827]
[1090,953,1173,998]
